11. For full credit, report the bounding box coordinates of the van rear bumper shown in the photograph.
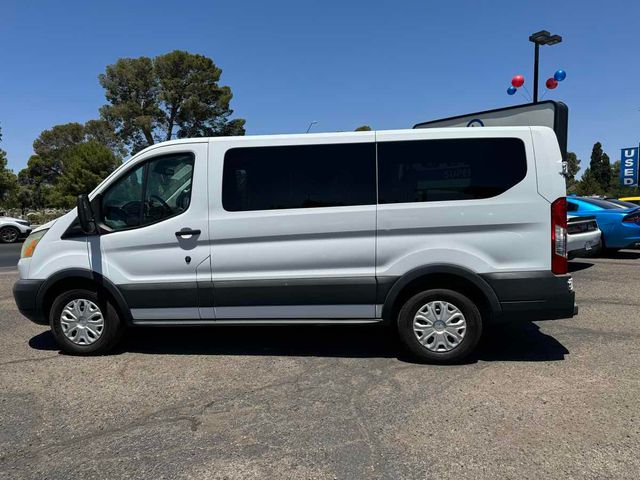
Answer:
[13,279,47,325]
[480,271,576,322]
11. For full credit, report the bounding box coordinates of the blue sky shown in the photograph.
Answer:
[1,0,638,174]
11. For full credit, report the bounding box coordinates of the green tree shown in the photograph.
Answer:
[565,151,581,193]
[10,186,35,216]
[29,121,123,185]
[565,151,581,181]
[84,119,127,158]
[52,142,121,208]
[33,122,85,158]
[589,142,611,191]
[31,122,85,183]
[19,122,123,209]
[575,167,603,196]
[0,125,18,206]
[99,50,245,154]
[355,125,372,131]
[607,160,640,198]
[16,159,52,210]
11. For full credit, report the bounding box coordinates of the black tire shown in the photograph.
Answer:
[50,289,124,355]
[397,289,482,364]
[0,226,20,243]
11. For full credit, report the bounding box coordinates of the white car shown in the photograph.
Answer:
[14,126,576,363]
[567,215,601,258]
[0,216,32,243]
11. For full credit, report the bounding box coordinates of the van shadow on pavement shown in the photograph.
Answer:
[568,261,594,273]
[599,249,640,260]
[29,320,568,364]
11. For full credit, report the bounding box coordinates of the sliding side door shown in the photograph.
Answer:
[207,133,378,320]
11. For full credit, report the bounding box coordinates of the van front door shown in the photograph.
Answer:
[90,141,212,322]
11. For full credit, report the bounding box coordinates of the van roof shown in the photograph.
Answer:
[135,125,550,156]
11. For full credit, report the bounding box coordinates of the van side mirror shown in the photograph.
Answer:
[77,194,97,234]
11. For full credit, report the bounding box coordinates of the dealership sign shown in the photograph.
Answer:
[414,101,569,161]
[620,147,639,186]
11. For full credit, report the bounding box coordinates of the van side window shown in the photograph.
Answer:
[101,153,194,231]
[377,138,527,204]
[222,143,376,211]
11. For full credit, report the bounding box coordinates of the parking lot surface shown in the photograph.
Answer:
[0,242,21,269]
[1,248,639,479]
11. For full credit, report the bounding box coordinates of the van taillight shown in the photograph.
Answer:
[551,197,568,274]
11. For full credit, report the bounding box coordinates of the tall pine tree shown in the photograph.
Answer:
[589,142,611,191]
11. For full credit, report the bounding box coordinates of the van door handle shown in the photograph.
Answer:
[175,228,201,238]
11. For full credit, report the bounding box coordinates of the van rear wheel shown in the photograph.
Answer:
[397,289,482,364]
[50,289,124,355]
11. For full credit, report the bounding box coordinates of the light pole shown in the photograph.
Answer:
[529,30,562,103]
[306,121,318,133]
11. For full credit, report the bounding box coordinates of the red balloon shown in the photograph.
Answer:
[511,75,525,88]
[546,78,558,89]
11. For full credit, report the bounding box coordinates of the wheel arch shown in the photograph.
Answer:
[36,269,133,325]
[381,264,502,325]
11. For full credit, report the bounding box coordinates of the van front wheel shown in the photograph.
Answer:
[50,289,124,355]
[397,289,482,364]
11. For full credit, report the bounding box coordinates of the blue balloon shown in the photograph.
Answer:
[507,86,517,95]
[554,70,566,81]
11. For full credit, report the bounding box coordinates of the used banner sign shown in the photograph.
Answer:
[620,147,639,186]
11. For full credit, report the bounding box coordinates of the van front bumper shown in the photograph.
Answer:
[13,279,47,325]
[481,271,576,322]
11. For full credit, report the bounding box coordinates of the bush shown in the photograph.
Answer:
[1,208,67,225]
[26,212,44,224]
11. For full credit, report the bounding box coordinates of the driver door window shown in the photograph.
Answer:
[101,153,194,231]
[143,156,194,225]
[102,165,144,230]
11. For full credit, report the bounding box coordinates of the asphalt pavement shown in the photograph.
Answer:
[0,242,21,269]
[0,247,639,479]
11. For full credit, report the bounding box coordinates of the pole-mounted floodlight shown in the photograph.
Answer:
[529,30,551,43]
[529,30,563,102]
[545,35,562,46]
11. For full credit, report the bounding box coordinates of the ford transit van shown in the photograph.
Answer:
[13,127,576,363]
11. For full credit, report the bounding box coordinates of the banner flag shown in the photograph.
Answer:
[620,147,639,187]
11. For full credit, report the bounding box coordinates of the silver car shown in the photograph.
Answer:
[0,216,32,243]
[567,215,601,258]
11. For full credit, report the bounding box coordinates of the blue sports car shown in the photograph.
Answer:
[567,196,640,251]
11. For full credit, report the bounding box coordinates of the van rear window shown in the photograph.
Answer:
[377,138,527,204]
[222,143,376,211]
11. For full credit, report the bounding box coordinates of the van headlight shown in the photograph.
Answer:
[21,229,48,259]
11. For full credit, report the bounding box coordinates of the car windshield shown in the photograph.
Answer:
[578,197,626,210]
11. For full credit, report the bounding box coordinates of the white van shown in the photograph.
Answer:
[13,127,576,363]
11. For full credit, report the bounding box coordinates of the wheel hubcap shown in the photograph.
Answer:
[413,301,467,352]
[1,229,17,242]
[60,299,104,345]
